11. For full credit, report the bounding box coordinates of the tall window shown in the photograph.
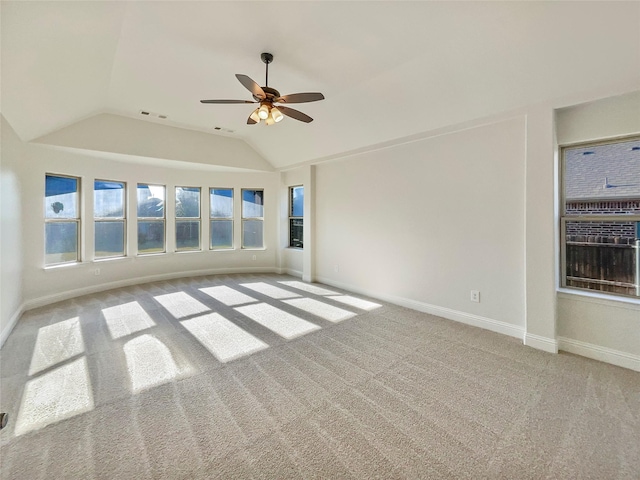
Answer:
[45,174,80,265]
[242,189,264,249]
[137,184,165,254]
[289,186,304,248]
[176,186,201,251]
[94,180,125,258]
[210,188,233,249]
[561,136,640,298]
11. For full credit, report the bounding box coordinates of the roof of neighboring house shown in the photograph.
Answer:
[565,138,640,201]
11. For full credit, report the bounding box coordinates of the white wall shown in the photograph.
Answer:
[555,91,640,370]
[1,116,25,345]
[19,140,279,308]
[34,113,274,172]
[314,117,527,337]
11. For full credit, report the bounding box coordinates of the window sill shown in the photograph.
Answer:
[557,288,640,309]
[286,247,303,251]
[175,250,204,255]
[93,256,133,264]
[136,252,167,258]
[44,262,83,272]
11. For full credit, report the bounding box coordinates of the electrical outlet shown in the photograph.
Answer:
[470,290,480,303]
[252,255,257,261]
[94,268,101,276]
[334,264,340,273]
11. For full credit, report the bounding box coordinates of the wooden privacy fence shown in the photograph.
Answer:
[566,235,639,296]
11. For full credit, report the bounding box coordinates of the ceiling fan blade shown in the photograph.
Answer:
[200,99,256,104]
[276,92,325,104]
[236,74,266,100]
[278,106,313,123]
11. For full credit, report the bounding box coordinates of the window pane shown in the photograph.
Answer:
[137,184,164,218]
[138,221,165,253]
[242,190,264,218]
[176,187,200,218]
[176,220,200,251]
[565,221,639,297]
[45,222,78,264]
[95,221,125,257]
[289,218,303,248]
[564,139,640,214]
[210,220,233,249]
[45,175,78,219]
[210,188,233,218]
[291,186,304,217]
[242,220,263,248]
[94,181,124,218]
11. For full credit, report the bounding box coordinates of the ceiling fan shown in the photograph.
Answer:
[200,53,324,125]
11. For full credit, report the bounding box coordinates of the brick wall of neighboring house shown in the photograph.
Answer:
[566,200,640,239]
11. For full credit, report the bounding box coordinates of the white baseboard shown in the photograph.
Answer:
[285,268,303,278]
[23,267,278,312]
[1,302,25,348]
[524,333,559,354]
[558,336,640,372]
[315,275,525,340]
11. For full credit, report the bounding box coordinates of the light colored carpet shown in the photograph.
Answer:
[1,273,638,479]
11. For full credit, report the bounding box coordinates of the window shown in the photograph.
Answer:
[94,180,126,258]
[45,174,80,265]
[242,189,264,249]
[137,184,165,254]
[561,136,640,298]
[175,187,201,251]
[210,188,233,249]
[289,186,304,248]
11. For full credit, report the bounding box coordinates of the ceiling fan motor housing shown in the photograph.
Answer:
[254,86,280,103]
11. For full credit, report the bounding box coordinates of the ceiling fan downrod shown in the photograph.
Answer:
[261,52,273,87]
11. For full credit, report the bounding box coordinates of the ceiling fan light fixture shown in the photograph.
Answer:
[271,107,284,123]
[265,116,275,126]
[258,104,270,120]
[249,108,261,123]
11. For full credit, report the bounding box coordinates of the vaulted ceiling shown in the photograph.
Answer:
[2,1,639,169]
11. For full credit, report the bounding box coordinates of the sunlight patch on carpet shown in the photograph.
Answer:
[325,295,382,311]
[102,301,157,339]
[283,298,356,323]
[199,285,258,306]
[235,303,321,339]
[154,292,210,319]
[240,282,301,299]
[124,334,193,393]
[182,313,268,362]
[16,357,94,436]
[278,281,338,296]
[29,317,85,376]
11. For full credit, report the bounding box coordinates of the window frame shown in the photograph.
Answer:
[559,135,640,299]
[94,179,126,259]
[209,187,234,250]
[44,173,81,266]
[175,185,201,252]
[288,185,304,249]
[136,183,166,255]
[241,188,264,249]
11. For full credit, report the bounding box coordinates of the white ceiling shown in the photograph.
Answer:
[2,1,639,169]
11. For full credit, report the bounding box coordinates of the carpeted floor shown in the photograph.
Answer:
[1,273,638,479]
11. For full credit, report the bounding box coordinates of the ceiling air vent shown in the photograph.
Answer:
[139,110,167,119]
[213,126,235,134]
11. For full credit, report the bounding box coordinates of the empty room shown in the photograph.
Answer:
[1,1,639,478]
